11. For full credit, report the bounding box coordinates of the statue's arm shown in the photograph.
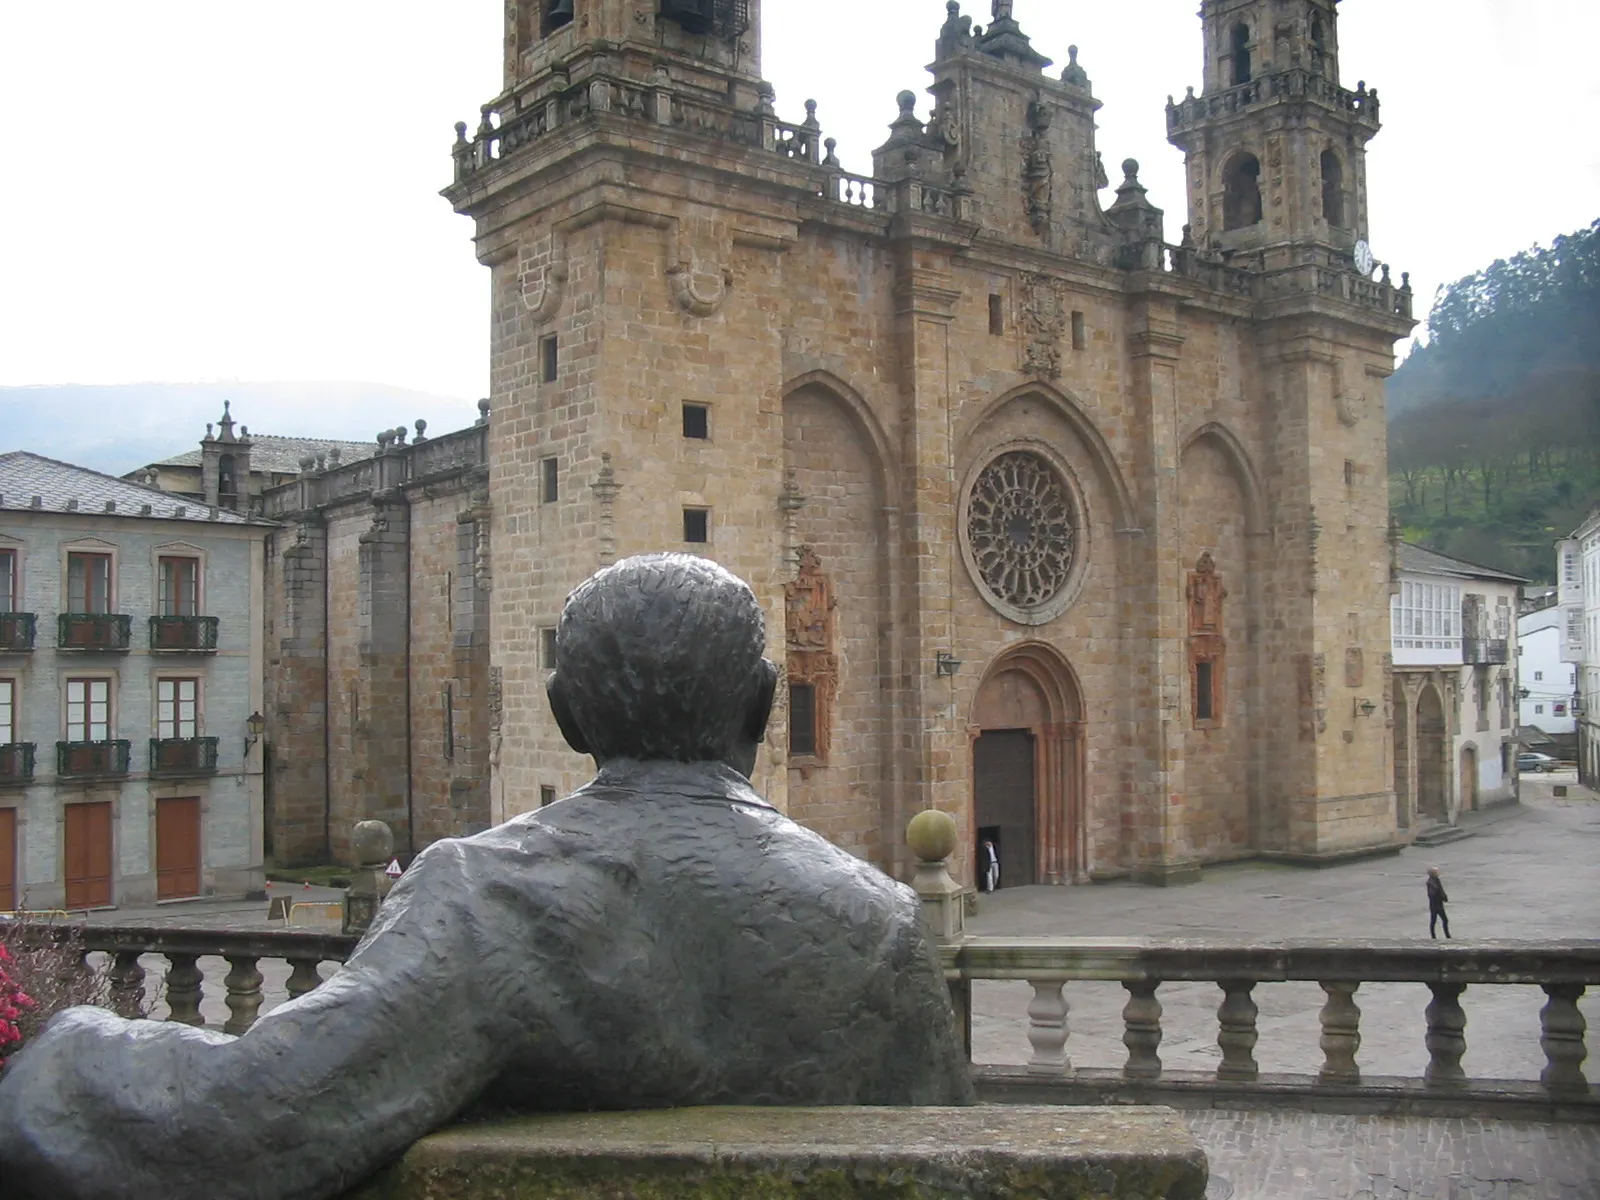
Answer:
[0,839,524,1200]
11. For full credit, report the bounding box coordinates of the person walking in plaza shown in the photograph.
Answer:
[1426,866,1451,939]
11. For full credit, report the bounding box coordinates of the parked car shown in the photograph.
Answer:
[1517,752,1558,773]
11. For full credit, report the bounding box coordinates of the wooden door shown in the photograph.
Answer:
[64,801,113,909]
[974,729,1037,888]
[156,797,202,900]
[0,807,16,913]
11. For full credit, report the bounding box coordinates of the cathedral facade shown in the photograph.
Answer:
[444,0,1415,885]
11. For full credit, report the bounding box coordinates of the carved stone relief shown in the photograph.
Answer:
[1019,272,1067,379]
[1021,98,1054,237]
[519,235,568,322]
[785,546,839,762]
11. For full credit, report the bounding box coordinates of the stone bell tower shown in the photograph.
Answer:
[1167,0,1416,856]
[1167,0,1377,268]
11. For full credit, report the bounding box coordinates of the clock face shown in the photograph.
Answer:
[1353,240,1375,277]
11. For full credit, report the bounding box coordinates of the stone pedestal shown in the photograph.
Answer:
[343,1106,1208,1199]
[342,820,396,936]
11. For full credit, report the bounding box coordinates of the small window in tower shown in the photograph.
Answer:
[1230,23,1252,86]
[218,454,237,508]
[988,294,1005,335]
[682,402,710,440]
[683,508,709,544]
[1071,311,1087,351]
[789,683,817,757]
[542,0,575,38]
[541,456,559,504]
[540,626,558,670]
[1223,153,1263,230]
[1344,458,1355,487]
[540,334,559,383]
[1311,12,1326,51]
[1321,149,1346,229]
[540,784,557,808]
[1195,660,1216,722]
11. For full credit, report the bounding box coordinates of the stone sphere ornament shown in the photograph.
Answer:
[906,809,959,863]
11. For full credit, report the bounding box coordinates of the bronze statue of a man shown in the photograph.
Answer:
[0,554,973,1200]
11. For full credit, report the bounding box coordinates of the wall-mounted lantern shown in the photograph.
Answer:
[1354,698,1377,718]
[934,651,963,678]
[244,711,266,756]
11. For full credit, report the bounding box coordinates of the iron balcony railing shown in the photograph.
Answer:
[0,612,36,652]
[149,737,219,777]
[149,615,220,653]
[57,613,133,652]
[56,739,132,779]
[0,743,36,786]
[1462,637,1510,665]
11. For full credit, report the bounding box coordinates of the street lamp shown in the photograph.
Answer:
[935,651,963,678]
[244,711,265,756]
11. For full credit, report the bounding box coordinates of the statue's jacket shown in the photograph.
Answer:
[0,760,974,1200]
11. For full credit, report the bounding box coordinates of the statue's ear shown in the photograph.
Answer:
[547,672,591,756]
[745,659,779,745]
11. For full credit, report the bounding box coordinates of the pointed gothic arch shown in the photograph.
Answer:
[781,369,899,493]
[957,380,1137,530]
[1180,421,1267,535]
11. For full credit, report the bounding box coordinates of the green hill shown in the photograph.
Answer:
[1387,220,1600,583]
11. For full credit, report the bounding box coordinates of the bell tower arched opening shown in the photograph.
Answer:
[1320,149,1346,228]
[970,644,1086,887]
[1222,153,1263,230]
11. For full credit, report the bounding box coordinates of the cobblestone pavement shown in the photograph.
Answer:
[1189,1110,1600,1200]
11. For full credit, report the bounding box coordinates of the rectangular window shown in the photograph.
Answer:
[1071,310,1087,351]
[789,683,817,756]
[1535,704,1545,715]
[682,402,710,440]
[0,679,13,744]
[442,685,454,760]
[683,508,709,544]
[988,294,1005,335]
[540,785,557,808]
[66,678,110,742]
[1535,671,1544,681]
[540,627,558,670]
[1194,660,1215,722]
[540,334,559,383]
[541,456,559,504]
[156,678,199,740]
[67,552,112,614]
[158,556,200,617]
[0,549,14,613]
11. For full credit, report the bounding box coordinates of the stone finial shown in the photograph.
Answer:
[352,819,395,868]
[802,99,819,131]
[897,90,917,118]
[906,810,966,944]
[394,425,408,446]
[477,398,492,425]
[756,81,776,116]
[328,446,342,465]
[454,121,469,144]
[240,425,249,438]
[1061,44,1090,89]
[206,423,214,439]
[299,455,316,475]
[414,419,428,442]
[822,137,839,167]
[377,430,393,447]
[975,0,1051,70]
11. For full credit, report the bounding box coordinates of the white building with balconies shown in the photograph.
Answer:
[1390,544,1524,831]
[1560,511,1600,787]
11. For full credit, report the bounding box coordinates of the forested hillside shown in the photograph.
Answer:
[1387,220,1600,583]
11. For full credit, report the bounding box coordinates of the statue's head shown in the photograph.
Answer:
[547,553,778,777]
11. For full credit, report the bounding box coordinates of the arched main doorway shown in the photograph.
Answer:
[1416,685,1448,822]
[1459,744,1479,813]
[970,644,1086,887]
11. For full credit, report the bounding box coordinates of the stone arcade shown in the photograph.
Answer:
[267,0,1415,884]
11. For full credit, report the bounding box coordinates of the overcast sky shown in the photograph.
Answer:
[1,1,1596,444]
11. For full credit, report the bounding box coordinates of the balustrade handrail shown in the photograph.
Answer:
[8,921,358,961]
[944,936,1600,985]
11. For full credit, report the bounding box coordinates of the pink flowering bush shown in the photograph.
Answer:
[0,942,35,1067]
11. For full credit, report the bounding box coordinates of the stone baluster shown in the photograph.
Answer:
[285,957,325,1002]
[164,953,205,1026]
[1026,980,1070,1075]
[1317,981,1362,1084]
[1539,983,1589,1092]
[1424,981,1467,1085]
[1121,980,1163,1080]
[107,950,147,1019]
[222,955,264,1035]
[1216,980,1259,1081]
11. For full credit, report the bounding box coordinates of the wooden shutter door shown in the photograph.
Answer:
[64,801,113,909]
[156,797,202,899]
[0,807,16,912]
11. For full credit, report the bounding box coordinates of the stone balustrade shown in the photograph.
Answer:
[1167,68,1381,139]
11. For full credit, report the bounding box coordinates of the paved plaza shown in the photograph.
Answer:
[79,772,1600,1198]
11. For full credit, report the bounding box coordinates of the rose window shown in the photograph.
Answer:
[966,451,1077,612]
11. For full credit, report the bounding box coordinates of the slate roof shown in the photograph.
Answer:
[153,434,379,476]
[0,451,262,525]
[1398,542,1528,585]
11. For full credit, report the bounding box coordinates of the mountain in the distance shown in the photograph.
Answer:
[0,381,481,477]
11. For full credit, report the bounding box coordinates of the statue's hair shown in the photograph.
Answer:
[555,553,770,761]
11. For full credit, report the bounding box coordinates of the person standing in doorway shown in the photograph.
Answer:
[1426,866,1451,939]
[979,839,1000,894]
